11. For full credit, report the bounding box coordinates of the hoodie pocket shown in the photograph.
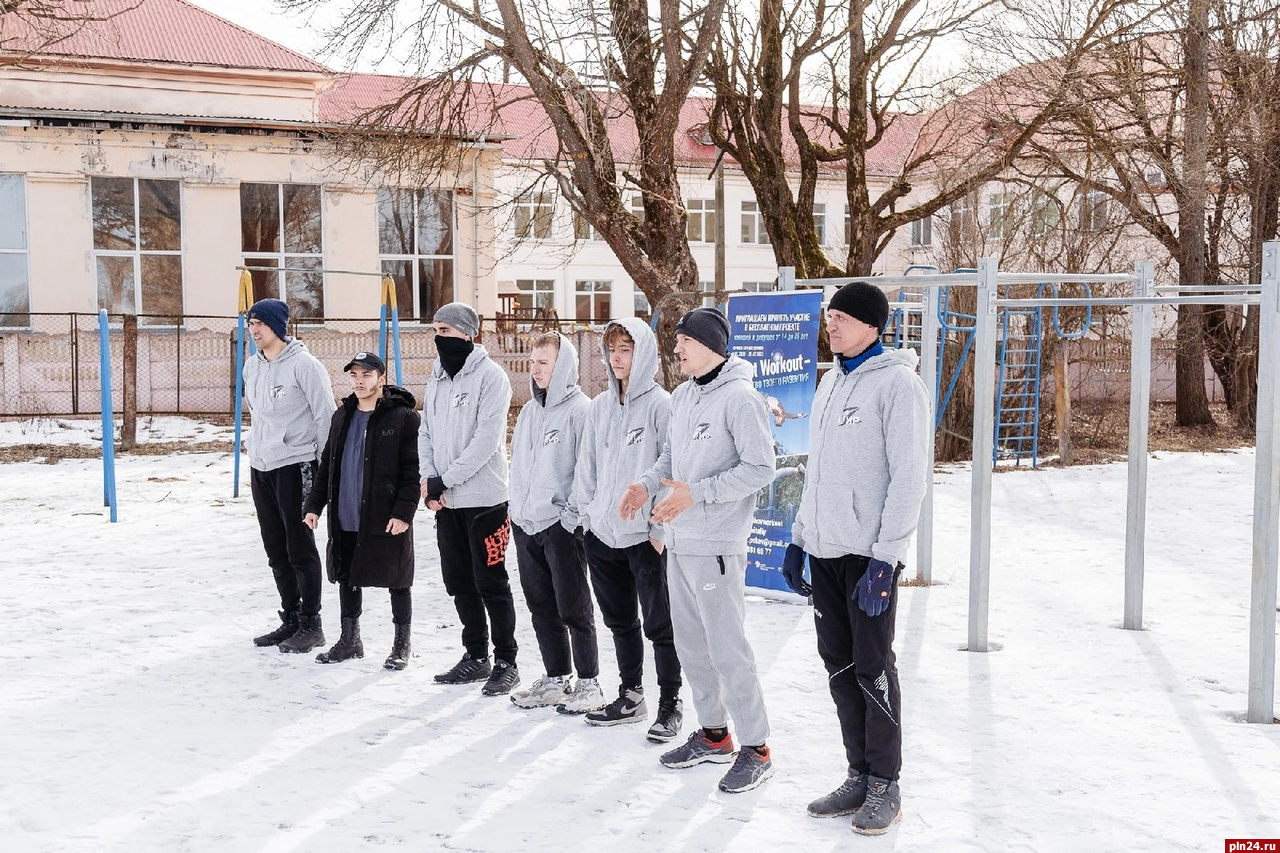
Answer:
[814,483,859,550]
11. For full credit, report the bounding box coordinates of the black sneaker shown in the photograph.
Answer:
[481,660,520,696]
[646,697,683,743]
[717,745,774,793]
[584,686,647,727]
[807,772,867,818]
[434,652,491,684]
[851,776,902,835]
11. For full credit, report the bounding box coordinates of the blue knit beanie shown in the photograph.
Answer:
[248,298,289,341]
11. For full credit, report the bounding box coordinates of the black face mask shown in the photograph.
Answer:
[435,334,474,378]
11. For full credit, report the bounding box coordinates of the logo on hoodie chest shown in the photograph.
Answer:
[452,392,470,408]
[543,428,561,446]
[626,427,646,446]
[271,385,287,399]
[839,406,861,427]
[692,422,712,441]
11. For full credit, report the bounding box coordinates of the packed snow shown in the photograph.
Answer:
[1,417,1278,852]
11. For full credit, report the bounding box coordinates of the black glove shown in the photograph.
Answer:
[855,558,895,617]
[781,544,812,596]
[425,475,446,501]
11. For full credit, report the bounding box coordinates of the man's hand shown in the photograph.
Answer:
[855,558,895,617]
[303,512,319,530]
[426,497,446,512]
[386,517,409,535]
[421,475,445,501]
[781,544,811,596]
[650,478,693,523]
[619,482,649,521]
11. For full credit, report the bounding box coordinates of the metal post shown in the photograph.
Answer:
[917,284,942,584]
[233,316,247,499]
[1124,261,1154,630]
[968,257,999,652]
[1249,240,1280,723]
[98,310,117,523]
[778,266,796,291]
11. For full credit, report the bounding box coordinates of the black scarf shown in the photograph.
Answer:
[695,358,728,386]
[435,335,474,379]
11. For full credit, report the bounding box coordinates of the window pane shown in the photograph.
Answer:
[92,177,136,251]
[418,258,454,320]
[378,188,413,255]
[285,256,323,319]
[241,183,280,253]
[138,179,181,251]
[97,255,135,313]
[244,257,280,303]
[0,252,29,326]
[140,254,183,317]
[382,259,413,319]
[417,190,453,255]
[283,185,322,254]
[741,215,753,243]
[0,175,26,250]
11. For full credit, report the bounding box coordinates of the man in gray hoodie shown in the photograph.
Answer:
[619,307,775,794]
[507,332,602,714]
[573,318,683,742]
[419,302,520,697]
[243,298,336,654]
[782,281,929,835]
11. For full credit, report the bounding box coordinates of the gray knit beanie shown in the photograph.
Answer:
[432,302,480,339]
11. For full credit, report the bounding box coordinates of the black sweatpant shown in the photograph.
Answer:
[513,524,599,679]
[435,504,518,665]
[810,553,903,782]
[334,532,411,624]
[584,532,682,700]
[250,462,323,617]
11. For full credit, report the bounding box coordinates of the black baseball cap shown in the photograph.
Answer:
[343,351,386,374]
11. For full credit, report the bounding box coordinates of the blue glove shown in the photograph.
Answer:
[855,558,895,617]
[781,544,811,596]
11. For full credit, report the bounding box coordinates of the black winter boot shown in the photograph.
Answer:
[316,617,363,664]
[384,622,411,671]
[279,614,325,654]
[253,610,298,647]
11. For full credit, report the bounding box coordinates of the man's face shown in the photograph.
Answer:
[432,321,469,340]
[349,365,384,400]
[674,333,721,377]
[607,338,635,383]
[826,308,879,358]
[529,344,557,390]
[247,317,278,348]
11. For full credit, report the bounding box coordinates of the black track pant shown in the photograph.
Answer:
[584,532,682,700]
[334,532,411,624]
[810,553,903,782]
[513,523,599,679]
[435,504,518,665]
[250,462,322,617]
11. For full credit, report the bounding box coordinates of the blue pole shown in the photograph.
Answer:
[378,303,389,362]
[233,314,247,498]
[390,305,403,386]
[98,309,117,523]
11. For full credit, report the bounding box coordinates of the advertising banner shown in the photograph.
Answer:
[726,290,823,595]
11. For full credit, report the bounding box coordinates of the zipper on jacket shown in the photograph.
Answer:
[716,555,725,575]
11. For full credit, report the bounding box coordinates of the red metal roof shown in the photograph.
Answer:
[0,0,328,74]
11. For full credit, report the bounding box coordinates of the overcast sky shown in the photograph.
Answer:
[185,0,369,72]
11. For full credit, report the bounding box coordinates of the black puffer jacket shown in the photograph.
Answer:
[304,385,420,588]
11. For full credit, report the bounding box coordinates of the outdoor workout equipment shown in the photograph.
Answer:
[98,309,117,522]
[378,274,404,387]
[232,269,255,499]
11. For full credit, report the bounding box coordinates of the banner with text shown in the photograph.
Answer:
[726,290,822,595]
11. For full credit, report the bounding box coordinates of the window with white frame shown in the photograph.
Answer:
[741,200,769,244]
[514,191,554,239]
[844,203,852,246]
[573,212,601,241]
[633,288,651,320]
[92,177,184,318]
[515,278,555,312]
[741,281,774,292]
[575,280,611,320]
[241,182,323,319]
[910,215,932,247]
[0,174,29,327]
[987,193,1010,240]
[686,198,716,243]
[1030,194,1061,238]
[812,203,827,245]
[1080,190,1109,231]
[378,188,455,321]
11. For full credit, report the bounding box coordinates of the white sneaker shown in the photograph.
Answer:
[555,677,607,715]
[510,675,570,708]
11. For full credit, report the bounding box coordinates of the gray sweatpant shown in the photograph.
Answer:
[666,551,771,746]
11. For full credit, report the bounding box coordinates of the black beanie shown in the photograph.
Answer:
[828,281,889,333]
[675,307,731,357]
[248,298,289,341]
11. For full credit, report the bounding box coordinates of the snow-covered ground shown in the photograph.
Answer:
[2,418,1278,852]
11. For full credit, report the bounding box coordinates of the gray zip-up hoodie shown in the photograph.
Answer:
[639,354,774,557]
[791,348,930,565]
[573,318,671,550]
[509,334,590,535]
[418,344,512,509]
[243,339,335,472]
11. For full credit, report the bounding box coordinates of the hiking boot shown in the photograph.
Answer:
[279,614,325,654]
[718,745,774,793]
[253,610,297,647]
[851,776,902,835]
[315,616,363,664]
[481,660,519,696]
[646,697,683,743]
[511,675,570,708]
[659,729,738,769]
[434,652,491,684]
[584,686,647,727]
[555,677,606,715]
[807,772,867,818]
[384,622,411,671]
